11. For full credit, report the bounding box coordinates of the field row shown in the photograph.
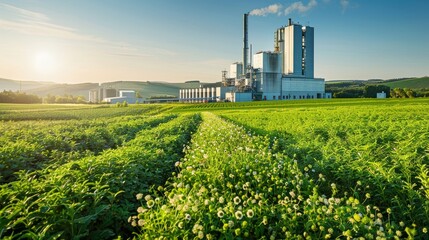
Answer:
[0,114,177,183]
[220,102,429,227]
[0,104,169,121]
[0,113,202,239]
[131,113,424,239]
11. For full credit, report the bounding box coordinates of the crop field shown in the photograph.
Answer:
[0,99,428,239]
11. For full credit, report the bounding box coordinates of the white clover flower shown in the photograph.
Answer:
[144,195,152,201]
[198,231,204,239]
[138,219,145,226]
[136,193,143,200]
[178,221,184,229]
[262,216,268,225]
[235,211,243,220]
[228,220,234,228]
[246,209,254,218]
[147,200,155,208]
[137,207,144,213]
[175,161,181,167]
[217,210,224,218]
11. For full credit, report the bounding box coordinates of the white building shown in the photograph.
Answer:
[377,91,387,99]
[104,90,137,104]
[179,16,327,102]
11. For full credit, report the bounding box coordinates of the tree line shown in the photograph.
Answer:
[0,91,42,103]
[0,91,88,104]
[44,94,87,104]
[330,85,429,98]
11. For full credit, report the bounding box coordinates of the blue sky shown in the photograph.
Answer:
[0,0,428,83]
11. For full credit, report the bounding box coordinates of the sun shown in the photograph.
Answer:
[34,51,57,75]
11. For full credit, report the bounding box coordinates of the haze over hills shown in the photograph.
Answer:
[0,78,204,100]
[1,77,428,101]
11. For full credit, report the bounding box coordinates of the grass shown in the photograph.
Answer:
[1,98,429,239]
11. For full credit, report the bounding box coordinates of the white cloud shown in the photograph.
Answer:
[249,4,283,16]
[285,0,318,15]
[0,19,104,42]
[340,0,350,12]
[0,3,175,58]
[0,3,49,21]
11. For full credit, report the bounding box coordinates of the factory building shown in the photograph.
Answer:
[179,14,330,102]
[103,90,137,104]
[88,86,117,103]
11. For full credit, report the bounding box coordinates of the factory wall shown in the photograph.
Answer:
[281,77,325,99]
[103,90,137,104]
[179,87,219,102]
[285,25,303,76]
[225,92,253,102]
[120,90,136,98]
[253,52,281,73]
[303,26,314,78]
[216,86,235,101]
[229,63,243,79]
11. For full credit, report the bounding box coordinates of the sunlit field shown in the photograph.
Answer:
[1,99,428,239]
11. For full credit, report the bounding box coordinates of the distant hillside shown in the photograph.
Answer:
[0,78,54,91]
[26,83,99,98]
[381,77,429,89]
[327,77,429,89]
[0,78,205,100]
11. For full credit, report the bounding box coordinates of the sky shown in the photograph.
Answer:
[0,0,428,83]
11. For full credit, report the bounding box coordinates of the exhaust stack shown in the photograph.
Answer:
[243,13,249,76]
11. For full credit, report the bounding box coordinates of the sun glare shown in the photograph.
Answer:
[34,51,57,74]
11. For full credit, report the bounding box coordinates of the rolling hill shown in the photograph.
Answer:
[381,77,429,89]
[0,78,205,100]
[326,77,429,89]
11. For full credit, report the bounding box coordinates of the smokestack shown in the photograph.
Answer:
[288,18,292,26]
[243,13,249,76]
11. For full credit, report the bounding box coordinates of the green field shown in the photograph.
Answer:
[1,99,428,239]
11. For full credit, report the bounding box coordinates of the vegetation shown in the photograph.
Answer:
[0,90,41,103]
[0,113,201,239]
[0,99,428,239]
[327,77,429,98]
[44,94,87,104]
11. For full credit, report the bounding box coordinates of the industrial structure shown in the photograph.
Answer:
[89,84,138,103]
[179,14,330,102]
[103,90,137,104]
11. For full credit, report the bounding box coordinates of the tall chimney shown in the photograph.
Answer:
[243,13,249,76]
[288,18,292,26]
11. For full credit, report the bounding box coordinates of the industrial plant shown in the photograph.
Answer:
[179,14,330,102]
